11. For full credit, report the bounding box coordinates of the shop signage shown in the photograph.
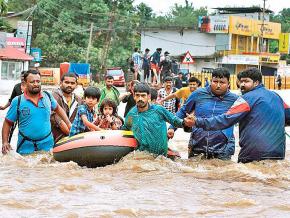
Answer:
[221,55,259,65]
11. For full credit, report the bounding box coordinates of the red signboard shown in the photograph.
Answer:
[6,37,26,52]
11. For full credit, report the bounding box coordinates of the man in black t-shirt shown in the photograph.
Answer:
[119,80,140,117]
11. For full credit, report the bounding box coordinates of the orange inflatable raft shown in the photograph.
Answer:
[53,130,180,167]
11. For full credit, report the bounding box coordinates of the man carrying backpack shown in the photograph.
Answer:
[2,70,71,155]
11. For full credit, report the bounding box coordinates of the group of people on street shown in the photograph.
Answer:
[1,66,290,164]
[130,47,179,86]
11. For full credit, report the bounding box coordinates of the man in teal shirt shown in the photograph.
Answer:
[122,83,193,156]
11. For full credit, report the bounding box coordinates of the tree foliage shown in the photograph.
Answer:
[271,8,290,63]
[271,8,290,32]
[6,0,289,69]
[0,0,8,15]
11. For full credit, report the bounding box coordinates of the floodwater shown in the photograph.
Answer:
[1,90,290,217]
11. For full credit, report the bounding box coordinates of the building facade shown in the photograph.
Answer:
[140,28,218,73]
[199,7,282,75]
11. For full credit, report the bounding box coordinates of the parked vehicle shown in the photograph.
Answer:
[106,67,125,87]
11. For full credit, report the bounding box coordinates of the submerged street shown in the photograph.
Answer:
[0,84,289,217]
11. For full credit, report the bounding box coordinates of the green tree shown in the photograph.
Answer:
[28,0,104,67]
[168,1,207,28]
[0,0,8,15]
[7,0,36,12]
[271,8,290,32]
[136,2,153,27]
[145,0,207,28]
[271,8,290,63]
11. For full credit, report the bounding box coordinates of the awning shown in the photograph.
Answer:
[0,47,34,61]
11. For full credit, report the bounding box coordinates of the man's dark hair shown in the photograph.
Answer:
[212,67,230,81]
[134,47,139,52]
[164,76,173,82]
[105,75,114,80]
[99,98,117,115]
[157,48,162,51]
[84,86,101,100]
[134,82,150,94]
[150,88,158,101]
[61,72,78,82]
[23,69,40,82]
[145,48,150,52]
[188,76,200,85]
[237,67,262,83]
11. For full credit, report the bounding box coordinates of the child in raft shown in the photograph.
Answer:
[94,99,123,130]
[69,87,102,136]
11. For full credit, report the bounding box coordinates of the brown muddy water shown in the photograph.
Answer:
[1,93,290,217]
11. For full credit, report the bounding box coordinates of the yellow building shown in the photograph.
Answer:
[199,7,282,75]
[218,15,281,74]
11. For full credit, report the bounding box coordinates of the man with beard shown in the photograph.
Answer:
[2,69,71,155]
[51,73,82,143]
[122,83,194,156]
[189,68,290,163]
[168,68,238,160]
[99,75,120,108]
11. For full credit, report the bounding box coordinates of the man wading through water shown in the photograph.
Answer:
[168,68,238,160]
[2,70,71,155]
[190,68,290,163]
[122,83,194,156]
[51,73,82,143]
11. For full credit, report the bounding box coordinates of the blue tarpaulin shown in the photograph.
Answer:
[69,63,90,75]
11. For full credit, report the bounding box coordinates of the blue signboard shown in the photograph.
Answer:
[30,48,42,62]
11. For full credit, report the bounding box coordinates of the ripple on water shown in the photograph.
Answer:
[0,147,289,217]
[58,184,92,193]
[113,208,138,217]
[272,204,290,211]
[1,199,34,209]
[222,199,256,208]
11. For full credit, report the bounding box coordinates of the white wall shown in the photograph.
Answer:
[24,61,29,71]
[141,30,216,57]
[180,59,217,72]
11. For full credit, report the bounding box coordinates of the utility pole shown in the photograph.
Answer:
[86,22,94,63]
[260,0,266,53]
[100,11,115,78]
[259,0,266,71]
